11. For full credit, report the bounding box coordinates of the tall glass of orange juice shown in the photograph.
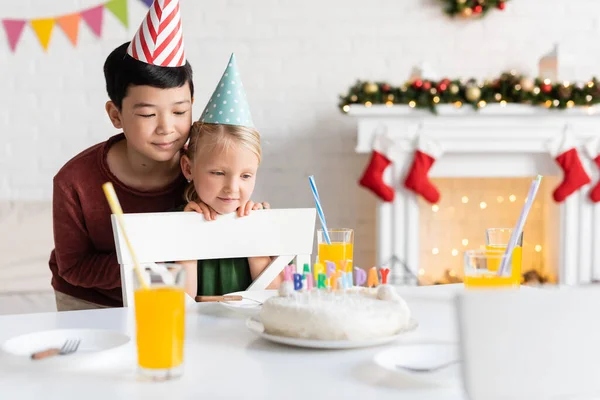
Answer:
[134,264,186,381]
[485,228,523,284]
[463,249,519,288]
[317,229,354,271]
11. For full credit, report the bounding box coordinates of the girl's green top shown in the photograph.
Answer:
[172,205,252,296]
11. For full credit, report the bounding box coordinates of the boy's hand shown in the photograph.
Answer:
[184,200,218,221]
[237,200,271,217]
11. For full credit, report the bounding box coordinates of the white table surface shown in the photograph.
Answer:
[0,284,467,399]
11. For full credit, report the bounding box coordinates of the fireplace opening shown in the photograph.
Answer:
[418,176,560,286]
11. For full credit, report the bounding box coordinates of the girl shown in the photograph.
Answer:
[177,53,282,297]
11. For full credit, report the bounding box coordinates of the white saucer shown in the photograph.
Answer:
[219,290,278,316]
[246,316,418,349]
[1,328,131,367]
[373,343,460,385]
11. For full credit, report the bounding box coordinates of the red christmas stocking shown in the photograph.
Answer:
[403,135,443,204]
[548,133,590,203]
[585,138,600,202]
[358,132,396,202]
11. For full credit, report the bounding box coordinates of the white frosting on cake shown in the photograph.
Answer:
[260,286,412,341]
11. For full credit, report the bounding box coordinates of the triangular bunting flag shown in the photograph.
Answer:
[56,13,80,46]
[105,0,128,28]
[81,5,104,37]
[139,0,154,7]
[2,19,26,52]
[30,18,55,51]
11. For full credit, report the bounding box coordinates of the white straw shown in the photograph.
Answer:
[498,175,543,275]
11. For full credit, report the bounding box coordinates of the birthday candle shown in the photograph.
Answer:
[380,267,390,284]
[325,261,336,277]
[283,265,294,281]
[345,260,353,273]
[313,263,325,283]
[293,273,303,290]
[367,267,379,287]
[354,267,367,286]
[305,273,314,291]
[303,263,311,275]
[317,273,327,289]
[338,260,347,272]
[342,271,353,289]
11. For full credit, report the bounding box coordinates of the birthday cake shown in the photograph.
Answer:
[260,283,412,341]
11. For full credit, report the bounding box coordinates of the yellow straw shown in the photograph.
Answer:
[102,182,149,290]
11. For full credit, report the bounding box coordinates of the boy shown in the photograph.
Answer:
[49,0,193,310]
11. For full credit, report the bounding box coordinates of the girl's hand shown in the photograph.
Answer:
[184,200,218,221]
[237,200,271,217]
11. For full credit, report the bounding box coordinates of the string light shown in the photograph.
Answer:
[535,245,542,252]
[477,100,487,108]
[365,101,372,107]
[432,248,439,255]
[497,196,504,203]
[432,204,439,212]
[509,195,516,202]
[449,270,457,277]
[462,239,469,246]
[462,196,469,203]
[342,105,350,113]
[567,100,575,108]
[451,249,458,256]
[454,101,463,108]
[479,202,487,209]
[418,268,425,276]
[433,96,440,104]
[408,101,416,108]
[500,100,507,106]
[385,101,393,107]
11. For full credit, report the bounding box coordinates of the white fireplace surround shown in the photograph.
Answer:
[348,104,600,285]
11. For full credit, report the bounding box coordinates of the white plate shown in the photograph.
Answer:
[246,317,419,349]
[1,329,131,367]
[219,290,278,316]
[373,344,460,385]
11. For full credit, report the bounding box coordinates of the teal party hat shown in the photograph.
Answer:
[200,53,254,128]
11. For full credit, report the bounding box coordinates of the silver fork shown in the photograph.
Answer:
[395,359,460,373]
[31,339,81,360]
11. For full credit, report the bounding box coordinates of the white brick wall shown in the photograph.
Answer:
[3,0,600,269]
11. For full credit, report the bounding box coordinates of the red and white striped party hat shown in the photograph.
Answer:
[127,0,186,67]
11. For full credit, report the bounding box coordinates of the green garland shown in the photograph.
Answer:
[441,0,510,18]
[338,71,600,115]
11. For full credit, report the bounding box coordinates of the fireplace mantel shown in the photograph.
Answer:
[347,104,600,285]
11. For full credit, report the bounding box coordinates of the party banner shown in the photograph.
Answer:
[2,0,151,52]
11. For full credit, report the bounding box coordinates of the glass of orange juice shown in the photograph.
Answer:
[485,228,523,284]
[134,264,186,381]
[463,249,520,288]
[317,229,354,271]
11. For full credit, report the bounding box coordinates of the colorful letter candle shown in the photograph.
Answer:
[325,261,336,277]
[380,267,390,284]
[354,267,366,286]
[305,273,314,291]
[317,273,327,289]
[293,273,303,290]
[338,260,347,272]
[313,263,325,283]
[367,267,379,287]
[283,265,294,281]
[342,271,353,289]
[303,263,311,275]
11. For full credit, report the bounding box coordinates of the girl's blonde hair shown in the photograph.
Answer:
[183,121,262,202]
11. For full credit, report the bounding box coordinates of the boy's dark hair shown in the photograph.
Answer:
[103,42,194,110]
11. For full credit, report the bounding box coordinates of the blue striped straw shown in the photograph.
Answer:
[308,175,332,245]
